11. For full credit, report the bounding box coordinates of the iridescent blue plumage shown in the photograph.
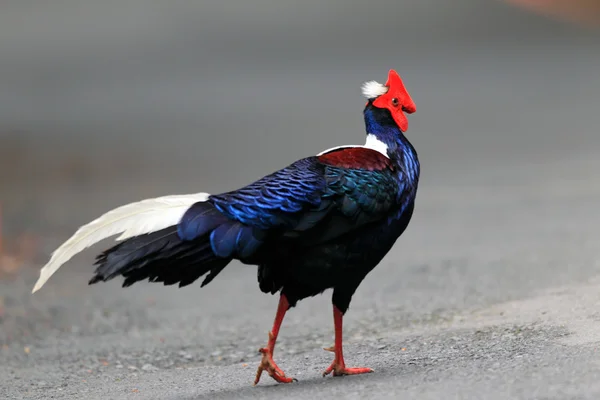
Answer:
[92,99,419,311]
[84,69,420,384]
[208,158,326,230]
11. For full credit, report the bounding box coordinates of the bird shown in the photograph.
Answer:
[31,69,420,385]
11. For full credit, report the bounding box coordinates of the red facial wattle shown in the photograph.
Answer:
[372,69,416,132]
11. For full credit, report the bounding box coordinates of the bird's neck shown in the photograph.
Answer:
[363,105,420,185]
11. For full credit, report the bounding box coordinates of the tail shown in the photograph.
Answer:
[89,225,232,288]
[87,197,266,288]
[31,192,211,293]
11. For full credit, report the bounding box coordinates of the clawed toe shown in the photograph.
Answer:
[322,345,373,377]
[323,362,373,377]
[254,347,296,385]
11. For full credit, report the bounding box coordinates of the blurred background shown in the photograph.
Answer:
[1,1,600,396]
[1,0,599,242]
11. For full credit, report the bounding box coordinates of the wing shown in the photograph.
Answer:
[177,148,400,258]
[313,147,400,242]
[209,157,328,231]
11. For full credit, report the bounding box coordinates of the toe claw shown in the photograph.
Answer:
[253,347,296,385]
[322,362,373,377]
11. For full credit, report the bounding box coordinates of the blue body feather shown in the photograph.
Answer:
[174,101,419,270]
[91,99,420,313]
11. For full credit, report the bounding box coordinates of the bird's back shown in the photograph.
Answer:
[205,147,418,307]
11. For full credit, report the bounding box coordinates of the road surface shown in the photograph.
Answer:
[1,2,600,399]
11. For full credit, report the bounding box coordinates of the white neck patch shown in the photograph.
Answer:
[361,80,388,99]
[364,134,389,156]
[316,134,389,159]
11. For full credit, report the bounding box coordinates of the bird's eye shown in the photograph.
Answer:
[391,98,399,107]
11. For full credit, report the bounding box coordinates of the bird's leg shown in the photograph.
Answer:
[254,294,296,385]
[322,305,373,377]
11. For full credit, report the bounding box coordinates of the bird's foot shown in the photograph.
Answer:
[322,361,373,377]
[322,346,373,377]
[254,340,297,385]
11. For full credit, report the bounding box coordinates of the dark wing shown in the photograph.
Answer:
[315,159,399,243]
[209,157,328,231]
[177,148,400,259]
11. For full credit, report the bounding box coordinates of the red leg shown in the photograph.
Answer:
[254,294,297,385]
[322,305,373,377]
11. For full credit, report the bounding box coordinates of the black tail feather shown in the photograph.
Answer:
[89,225,232,288]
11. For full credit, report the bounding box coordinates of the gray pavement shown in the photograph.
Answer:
[2,1,600,399]
[4,152,600,400]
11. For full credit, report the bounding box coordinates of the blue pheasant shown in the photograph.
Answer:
[32,69,420,385]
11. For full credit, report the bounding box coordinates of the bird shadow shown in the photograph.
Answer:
[182,372,385,400]
[169,359,405,400]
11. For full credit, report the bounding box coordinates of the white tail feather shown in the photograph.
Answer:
[31,192,210,293]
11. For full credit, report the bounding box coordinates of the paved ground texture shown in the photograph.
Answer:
[2,2,600,399]
[3,150,600,400]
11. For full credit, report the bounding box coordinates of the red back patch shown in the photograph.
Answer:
[318,147,393,171]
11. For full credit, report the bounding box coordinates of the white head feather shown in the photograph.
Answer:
[361,80,388,99]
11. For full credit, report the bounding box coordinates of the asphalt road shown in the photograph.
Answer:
[2,3,600,399]
[4,142,600,399]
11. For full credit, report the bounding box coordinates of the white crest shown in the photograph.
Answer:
[31,192,210,293]
[361,80,388,99]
